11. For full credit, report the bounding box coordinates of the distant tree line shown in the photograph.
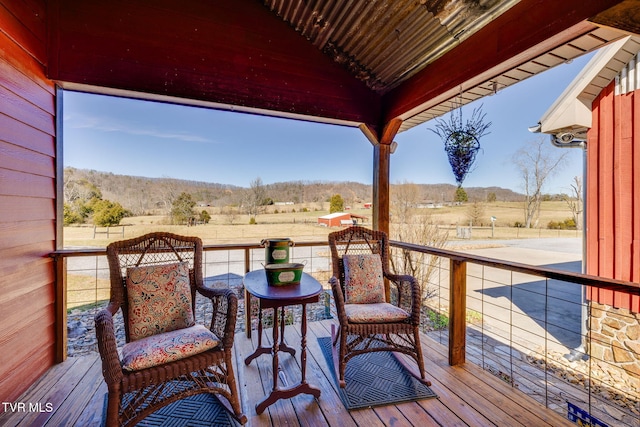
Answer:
[64,167,526,213]
[65,167,582,228]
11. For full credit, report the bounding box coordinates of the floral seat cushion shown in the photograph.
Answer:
[121,324,220,371]
[342,254,385,304]
[344,302,410,323]
[126,262,194,341]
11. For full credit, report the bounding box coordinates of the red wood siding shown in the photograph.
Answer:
[0,0,57,404]
[586,82,640,312]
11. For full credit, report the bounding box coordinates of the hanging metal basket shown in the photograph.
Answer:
[430,104,491,187]
[444,130,481,186]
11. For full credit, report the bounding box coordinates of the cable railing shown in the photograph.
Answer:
[52,239,639,426]
[390,240,639,427]
[54,242,334,357]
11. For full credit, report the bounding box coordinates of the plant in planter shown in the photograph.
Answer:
[430,104,491,187]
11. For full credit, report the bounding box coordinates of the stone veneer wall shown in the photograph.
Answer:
[589,302,640,395]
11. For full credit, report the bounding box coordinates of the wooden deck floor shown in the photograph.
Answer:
[1,319,574,427]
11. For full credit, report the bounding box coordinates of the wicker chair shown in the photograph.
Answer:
[96,232,247,426]
[328,226,429,387]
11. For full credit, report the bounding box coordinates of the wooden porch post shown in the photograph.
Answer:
[372,143,390,234]
[360,119,402,234]
[449,258,467,365]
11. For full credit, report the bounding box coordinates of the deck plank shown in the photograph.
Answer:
[463,339,622,427]
[234,329,274,427]
[43,356,105,427]
[424,332,573,427]
[15,355,98,427]
[308,319,388,427]
[246,323,302,427]
[400,351,522,426]
[8,358,77,407]
[263,321,326,427]
[278,325,334,427]
[413,398,470,427]
[1,319,580,427]
[304,321,369,427]
[396,349,494,427]
[373,403,422,426]
[73,375,106,427]
[392,402,439,427]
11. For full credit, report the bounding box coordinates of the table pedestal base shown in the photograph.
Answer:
[244,298,321,414]
[256,382,321,415]
[244,341,295,366]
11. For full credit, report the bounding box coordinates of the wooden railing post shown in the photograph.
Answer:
[244,247,252,338]
[53,254,67,363]
[449,258,466,366]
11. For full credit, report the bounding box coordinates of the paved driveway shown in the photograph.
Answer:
[447,238,583,354]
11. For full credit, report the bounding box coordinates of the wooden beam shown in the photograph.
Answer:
[360,119,403,146]
[359,123,379,146]
[362,118,402,235]
[380,118,402,145]
[48,0,382,126]
[383,0,624,122]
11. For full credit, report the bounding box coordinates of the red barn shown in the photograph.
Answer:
[318,213,353,227]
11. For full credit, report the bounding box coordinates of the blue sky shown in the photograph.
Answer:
[63,53,593,194]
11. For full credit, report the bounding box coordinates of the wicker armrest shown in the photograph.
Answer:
[328,276,347,319]
[196,286,238,349]
[95,308,124,386]
[385,273,422,321]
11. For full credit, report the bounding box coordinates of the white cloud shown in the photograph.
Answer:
[64,113,216,144]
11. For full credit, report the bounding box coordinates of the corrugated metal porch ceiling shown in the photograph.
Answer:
[264,0,518,94]
[263,0,625,132]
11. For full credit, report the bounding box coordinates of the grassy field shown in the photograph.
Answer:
[426,200,575,227]
[63,200,580,248]
[64,200,580,310]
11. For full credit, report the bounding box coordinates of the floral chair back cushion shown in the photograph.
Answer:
[126,261,194,341]
[342,254,385,304]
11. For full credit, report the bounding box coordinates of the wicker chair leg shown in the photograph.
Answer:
[332,326,340,347]
[105,393,120,427]
[330,324,347,387]
[412,328,431,386]
[339,332,348,387]
[225,354,248,424]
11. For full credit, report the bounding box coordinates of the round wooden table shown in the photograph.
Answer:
[243,270,322,414]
